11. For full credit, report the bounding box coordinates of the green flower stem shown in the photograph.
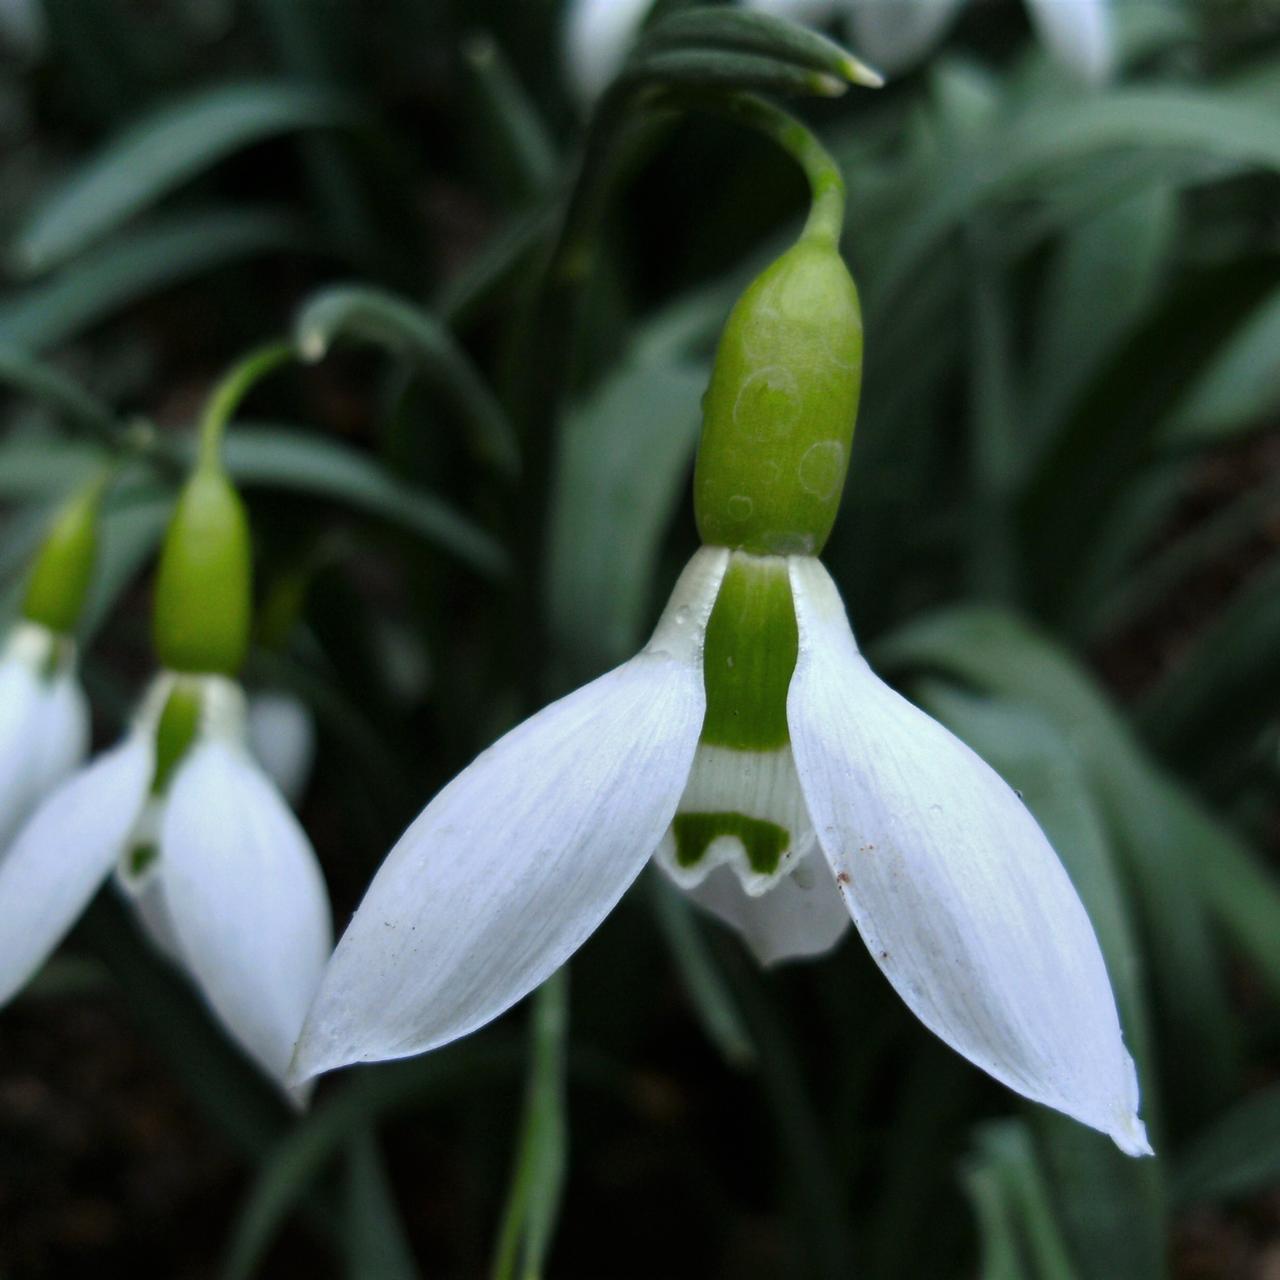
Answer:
[198,341,295,472]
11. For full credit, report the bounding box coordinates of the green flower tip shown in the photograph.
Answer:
[21,480,105,635]
[694,238,863,558]
[152,462,252,676]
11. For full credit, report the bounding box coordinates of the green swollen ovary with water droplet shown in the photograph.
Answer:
[694,238,862,557]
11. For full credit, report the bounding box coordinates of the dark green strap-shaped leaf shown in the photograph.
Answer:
[1024,185,1176,464]
[546,353,704,677]
[1174,1085,1280,1205]
[461,34,558,205]
[620,48,849,99]
[11,82,362,274]
[638,7,882,88]
[966,1122,1084,1280]
[1162,281,1280,445]
[647,873,755,1069]
[963,1162,1028,1280]
[223,1046,520,1280]
[294,284,519,475]
[220,425,509,577]
[1138,554,1280,773]
[490,972,568,1280]
[342,1130,421,1280]
[0,343,121,440]
[0,208,313,354]
[871,88,1280,311]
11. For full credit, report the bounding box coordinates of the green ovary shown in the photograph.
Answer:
[673,812,791,878]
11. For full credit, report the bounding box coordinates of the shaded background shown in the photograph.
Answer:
[1,0,1279,1276]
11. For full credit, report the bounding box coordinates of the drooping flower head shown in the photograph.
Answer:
[0,349,332,1094]
[294,109,1148,1156]
[0,480,101,851]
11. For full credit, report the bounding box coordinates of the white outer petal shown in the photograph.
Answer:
[0,655,44,850]
[843,0,965,73]
[247,692,317,804]
[161,741,332,1088]
[786,558,1150,1155]
[29,673,91,802]
[564,0,654,106]
[1025,0,1112,83]
[292,546,729,1081]
[0,734,153,1003]
[677,854,850,966]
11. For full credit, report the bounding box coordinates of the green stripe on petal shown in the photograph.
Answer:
[700,552,798,752]
[673,811,791,878]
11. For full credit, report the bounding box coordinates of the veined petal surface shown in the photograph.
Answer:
[678,852,850,966]
[293,547,729,1081]
[0,733,153,1003]
[161,741,332,1087]
[786,557,1150,1155]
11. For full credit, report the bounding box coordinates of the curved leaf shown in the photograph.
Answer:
[12,82,361,274]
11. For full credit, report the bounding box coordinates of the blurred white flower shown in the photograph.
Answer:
[0,621,89,852]
[293,547,1150,1156]
[845,0,1112,82]
[247,690,317,805]
[561,0,1113,104]
[564,0,656,105]
[0,673,331,1093]
[0,0,45,59]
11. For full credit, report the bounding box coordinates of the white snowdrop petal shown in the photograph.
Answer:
[0,733,153,1003]
[0,656,44,850]
[1025,0,1112,83]
[677,854,850,966]
[29,673,91,802]
[161,741,332,1088]
[293,547,729,1081]
[247,691,316,804]
[844,0,965,73]
[786,557,1150,1155]
[564,0,654,105]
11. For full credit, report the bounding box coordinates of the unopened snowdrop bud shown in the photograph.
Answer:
[22,481,103,636]
[152,463,251,676]
[694,236,862,557]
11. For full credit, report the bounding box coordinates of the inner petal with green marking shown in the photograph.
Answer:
[655,551,816,896]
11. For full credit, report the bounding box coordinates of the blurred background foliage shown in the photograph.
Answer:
[1,0,1279,1276]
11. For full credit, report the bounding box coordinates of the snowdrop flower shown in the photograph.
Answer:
[0,349,332,1093]
[0,484,102,850]
[294,189,1149,1155]
[0,669,331,1090]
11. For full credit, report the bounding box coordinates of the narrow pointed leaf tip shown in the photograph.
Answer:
[289,547,729,1082]
[784,558,1151,1157]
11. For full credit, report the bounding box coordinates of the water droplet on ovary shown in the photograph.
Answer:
[798,440,845,500]
[727,494,753,521]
